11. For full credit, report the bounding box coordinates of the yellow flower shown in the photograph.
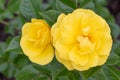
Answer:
[20,19,54,65]
[51,9,112,71]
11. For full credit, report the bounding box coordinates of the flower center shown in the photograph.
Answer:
[82,26,90,36]
[76,36,94,54]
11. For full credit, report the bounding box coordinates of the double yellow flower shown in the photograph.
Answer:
[20,9,112,71]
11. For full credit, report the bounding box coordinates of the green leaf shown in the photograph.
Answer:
[55,0,74,13]
[106,41,120,66]
[106,52,120,66]
[0,42,7,57]
[39,10,61,26]
[34,75,49,80]
[94,0,107,6]
[114,41,120,56]
[32,64,51,76]
[0,51,29,78]
[14,54,30,68]
[0,62,8,72]
[5,15,25,35]
[68,71,81,80]
[81,66,101,79]
[53,68,69,80]
[90,66,120,80]
[0,0,5,11]
[49,0,75,13]
[7,63,17,78]
[16,65,39,80]
[58,0,77,9]
[0,9,14,19]
[108,22,120,39]
[52,68,81,80]
[95,6,110,19]
[7,0,20,14]
[58,76,69,80]
[20,0,41,20]
[0,0,21,20]
[6,36,23,54]
[16,64,51,80]
[103,66,120,80]
[0,61,19,78]
[79,0,95,10]
[92,69,109,80]
[42,59,81,80]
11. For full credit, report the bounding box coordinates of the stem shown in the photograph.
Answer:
[0,20,8,25]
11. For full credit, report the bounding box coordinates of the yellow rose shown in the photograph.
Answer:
[20,19,54,65]
[51,9,112,71]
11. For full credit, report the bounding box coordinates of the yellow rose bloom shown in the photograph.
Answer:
[20,19,54,65]
[51,9,112,71]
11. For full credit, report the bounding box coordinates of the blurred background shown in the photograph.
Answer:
[0,0,120,80]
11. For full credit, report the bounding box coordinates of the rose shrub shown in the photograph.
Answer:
[51,9,113,71]
[1,0,120,79]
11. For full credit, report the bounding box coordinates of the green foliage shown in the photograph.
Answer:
[0,0,120,80]
[81,66,101,79]
[20,0,42,20]
[6,36,23,54]
[90,66,120,80]
[39,10,61,26]
[55,0,75,13]
[0,0,20,19]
